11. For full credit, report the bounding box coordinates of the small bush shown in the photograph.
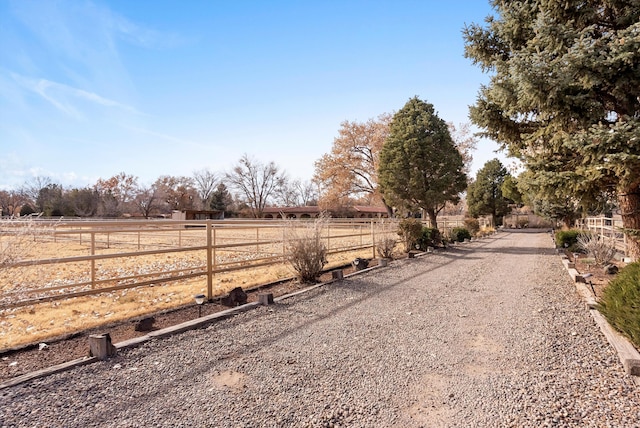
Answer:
[417,227,441,249]
[577,234,617,266]
[555,229,581,252]
[464,218,480,236]
[375,221,397,259]
[449,227,472,243]
[598,262,640,349]
[397,218,423,252]
[476,226,495,237]
[285,216,328,282]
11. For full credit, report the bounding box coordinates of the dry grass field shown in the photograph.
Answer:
[0,219,392,350]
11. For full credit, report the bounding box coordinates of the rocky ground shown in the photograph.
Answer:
[0,270,354,382]
[1,231,638,427]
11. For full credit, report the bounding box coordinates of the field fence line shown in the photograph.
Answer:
[0,218,400,309]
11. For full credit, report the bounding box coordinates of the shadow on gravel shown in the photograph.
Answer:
[89,232,557,413]
[103,255,470,411]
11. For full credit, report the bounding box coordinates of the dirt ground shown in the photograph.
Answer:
[0,263,371,382]
[568,251,623,300]
[0,229,382,351]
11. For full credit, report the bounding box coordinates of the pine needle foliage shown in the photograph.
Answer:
[598,262,640,349]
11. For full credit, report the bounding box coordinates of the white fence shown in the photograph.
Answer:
[577,217,628,257]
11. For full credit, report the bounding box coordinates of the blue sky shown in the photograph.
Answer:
[0,0,509,191]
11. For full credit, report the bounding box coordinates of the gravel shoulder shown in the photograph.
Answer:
[1,231,638,427]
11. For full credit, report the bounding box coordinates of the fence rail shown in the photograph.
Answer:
[577,217,628,257]
[0,218,397,309]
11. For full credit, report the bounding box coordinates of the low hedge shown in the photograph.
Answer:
[418,227,441,249]
[555,229,582,252]
[598,262,640,349]
[449,227,472,243]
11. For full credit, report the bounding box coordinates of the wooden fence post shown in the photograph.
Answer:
[91,232,96,290]
[371,220,376,259]
[207,222,213,301]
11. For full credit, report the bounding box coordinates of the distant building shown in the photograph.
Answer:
[171,209,224,220]
[261,206,389,219]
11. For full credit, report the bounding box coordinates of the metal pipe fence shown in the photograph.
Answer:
[0,218,398,309]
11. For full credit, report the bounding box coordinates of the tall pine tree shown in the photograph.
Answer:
[378,97,467,226]
[464,1,640,258]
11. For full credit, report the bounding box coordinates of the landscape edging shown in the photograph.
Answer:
[0,259,392,390]
[558,254,640,377]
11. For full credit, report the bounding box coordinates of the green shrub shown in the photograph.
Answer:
[397,218,423,252]
[464,218,480,236]
[555,229,582,252]
[598,262,640,349]
[417,227,441,249]
[449,227,472,243]
[20,204,36,216]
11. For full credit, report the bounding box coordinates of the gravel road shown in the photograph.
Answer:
[1,231,639,427]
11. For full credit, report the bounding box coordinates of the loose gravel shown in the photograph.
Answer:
[1,231,638,427]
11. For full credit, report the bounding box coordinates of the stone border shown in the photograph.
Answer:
[0,261,389,389]
[559,254,640,377]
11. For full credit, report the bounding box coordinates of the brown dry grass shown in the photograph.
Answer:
[0,222,386,350]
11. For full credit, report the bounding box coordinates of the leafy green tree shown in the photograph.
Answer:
[500,175,522,206]
[67,188,100,217]
[467,159,510,226]
[464,1,640,258]
[516,170,581,228]
[36,183,69,217]
[378,97,467,227]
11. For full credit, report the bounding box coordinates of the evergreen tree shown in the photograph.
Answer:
[210,183,234,215]
[378,97,467,226]
[467,159,511,226]
[464,0,640,257]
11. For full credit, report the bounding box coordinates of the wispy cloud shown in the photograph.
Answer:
[10,72,144,119]
[125,126,214,150]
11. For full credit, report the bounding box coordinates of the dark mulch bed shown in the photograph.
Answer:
[566,251,622,300]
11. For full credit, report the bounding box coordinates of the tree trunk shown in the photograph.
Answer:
[426,209,438,228]
[381,197,394,218]
[618,190,640,261]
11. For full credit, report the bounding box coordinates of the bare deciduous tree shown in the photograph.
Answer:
[94,172,139,216]
[296,180,318,206]
[0,190,27,217]
[226,154,286,218]
[132,184,160,218]
[153,175,197,212]
[447,122,478,175]
[21,176,53,210]
[192,168,219,209]
[314,113,393,215]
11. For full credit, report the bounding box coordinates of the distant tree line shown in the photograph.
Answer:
[0,162,318,219]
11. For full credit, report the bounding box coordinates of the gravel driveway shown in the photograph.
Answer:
[1,231,638,427]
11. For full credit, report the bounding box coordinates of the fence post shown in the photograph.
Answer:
[371,220,376,259]
[282,224,286,259]
[91,232,96,290]
[213,227,217,271]
[206,222,213,301]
